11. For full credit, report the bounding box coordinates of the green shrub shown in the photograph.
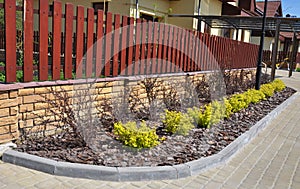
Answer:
[228,93,248,113]
[296,67,300,72]
[272,79,285,92]
[224,98,233,118]
[113,121,160,149]
[244,89,266,104]
[210,100,226,125]
[260,83,275,97]
[162,110,194,135]
[187,100,225,128]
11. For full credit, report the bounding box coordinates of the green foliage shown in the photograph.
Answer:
[187,100,226,128]
[16,70,23,82]
[272,79,285,92]
[0,0,23,30]
[113,121,160,149]
[209,101,226,125]
[244,89,266,104]
[228,94,248,113]
[296,67,300,72]
[224,98,233,118]
[0,62,4,82]
[260,83,275,97]
[162,110,194,135]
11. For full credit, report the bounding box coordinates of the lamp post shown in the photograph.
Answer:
[197,0,202,32]
[135,0,139,19]
[255,0,268,90]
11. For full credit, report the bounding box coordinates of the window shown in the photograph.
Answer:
[93,2,108,14]
[204,23,211,34]
[140,13,159,22]
[140,11,160,22]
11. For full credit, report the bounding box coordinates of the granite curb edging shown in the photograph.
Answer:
[2,92,299,181]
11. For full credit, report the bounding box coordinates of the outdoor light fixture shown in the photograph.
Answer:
[255,0,268,90]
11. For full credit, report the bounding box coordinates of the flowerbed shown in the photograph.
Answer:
[13,71,296,167]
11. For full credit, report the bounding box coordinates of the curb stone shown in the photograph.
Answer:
[0,142,16,157]
[2,92,299,181]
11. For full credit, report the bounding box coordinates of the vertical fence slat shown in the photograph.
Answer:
[219,37,224,68]
[175,29,181,72]
[203,33,208,71]
[216,36,220,68]
[134,19,141,75]
[39,0,48,81]
[197,32,202,71]
[120,15,128,75]
[198,32,202,71]
[146,21,153,74]
[171,27,177,72]
[162,25,169,73]
[167,26,173,73]
[157,23,164,74]
[52,1,62,80]
[140,21,147,75]
[5,0,16,82]
[86,8,94,78]
[211,36,216,70]
[23,0,34,82]
[184,31,190,71]
[113,14,120,77]
[75,6,84,78]
[192,32,198,71]
[105,12,113,77]
[152,23,158,74]
[180,30,185,71]
[96,10,104,77]
[64,3,73,79]
[127,18,134,76]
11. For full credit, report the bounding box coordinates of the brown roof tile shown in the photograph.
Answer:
[256,0,282,17]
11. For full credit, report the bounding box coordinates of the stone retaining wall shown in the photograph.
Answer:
[0,69,255,144]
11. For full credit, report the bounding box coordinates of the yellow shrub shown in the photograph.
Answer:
[113,121,160,149]
[162,110,194,136]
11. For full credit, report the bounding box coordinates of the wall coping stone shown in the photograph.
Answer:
[0,68,255,91]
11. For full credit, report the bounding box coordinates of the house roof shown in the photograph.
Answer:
[256,0,283,17]
[169,14,300,32]
[222,2,260,17]
[280,32,300,39]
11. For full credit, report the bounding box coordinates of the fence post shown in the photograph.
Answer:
[5,0,17,82]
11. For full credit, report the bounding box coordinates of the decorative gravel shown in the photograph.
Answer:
[15,87,296,167]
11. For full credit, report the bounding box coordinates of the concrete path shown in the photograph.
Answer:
[1,69,300,189]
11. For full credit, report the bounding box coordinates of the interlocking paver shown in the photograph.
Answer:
[0,69,299,188]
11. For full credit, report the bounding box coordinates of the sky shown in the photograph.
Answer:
[281,0,300,17]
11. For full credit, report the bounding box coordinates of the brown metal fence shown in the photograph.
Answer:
[1,0,260,83]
